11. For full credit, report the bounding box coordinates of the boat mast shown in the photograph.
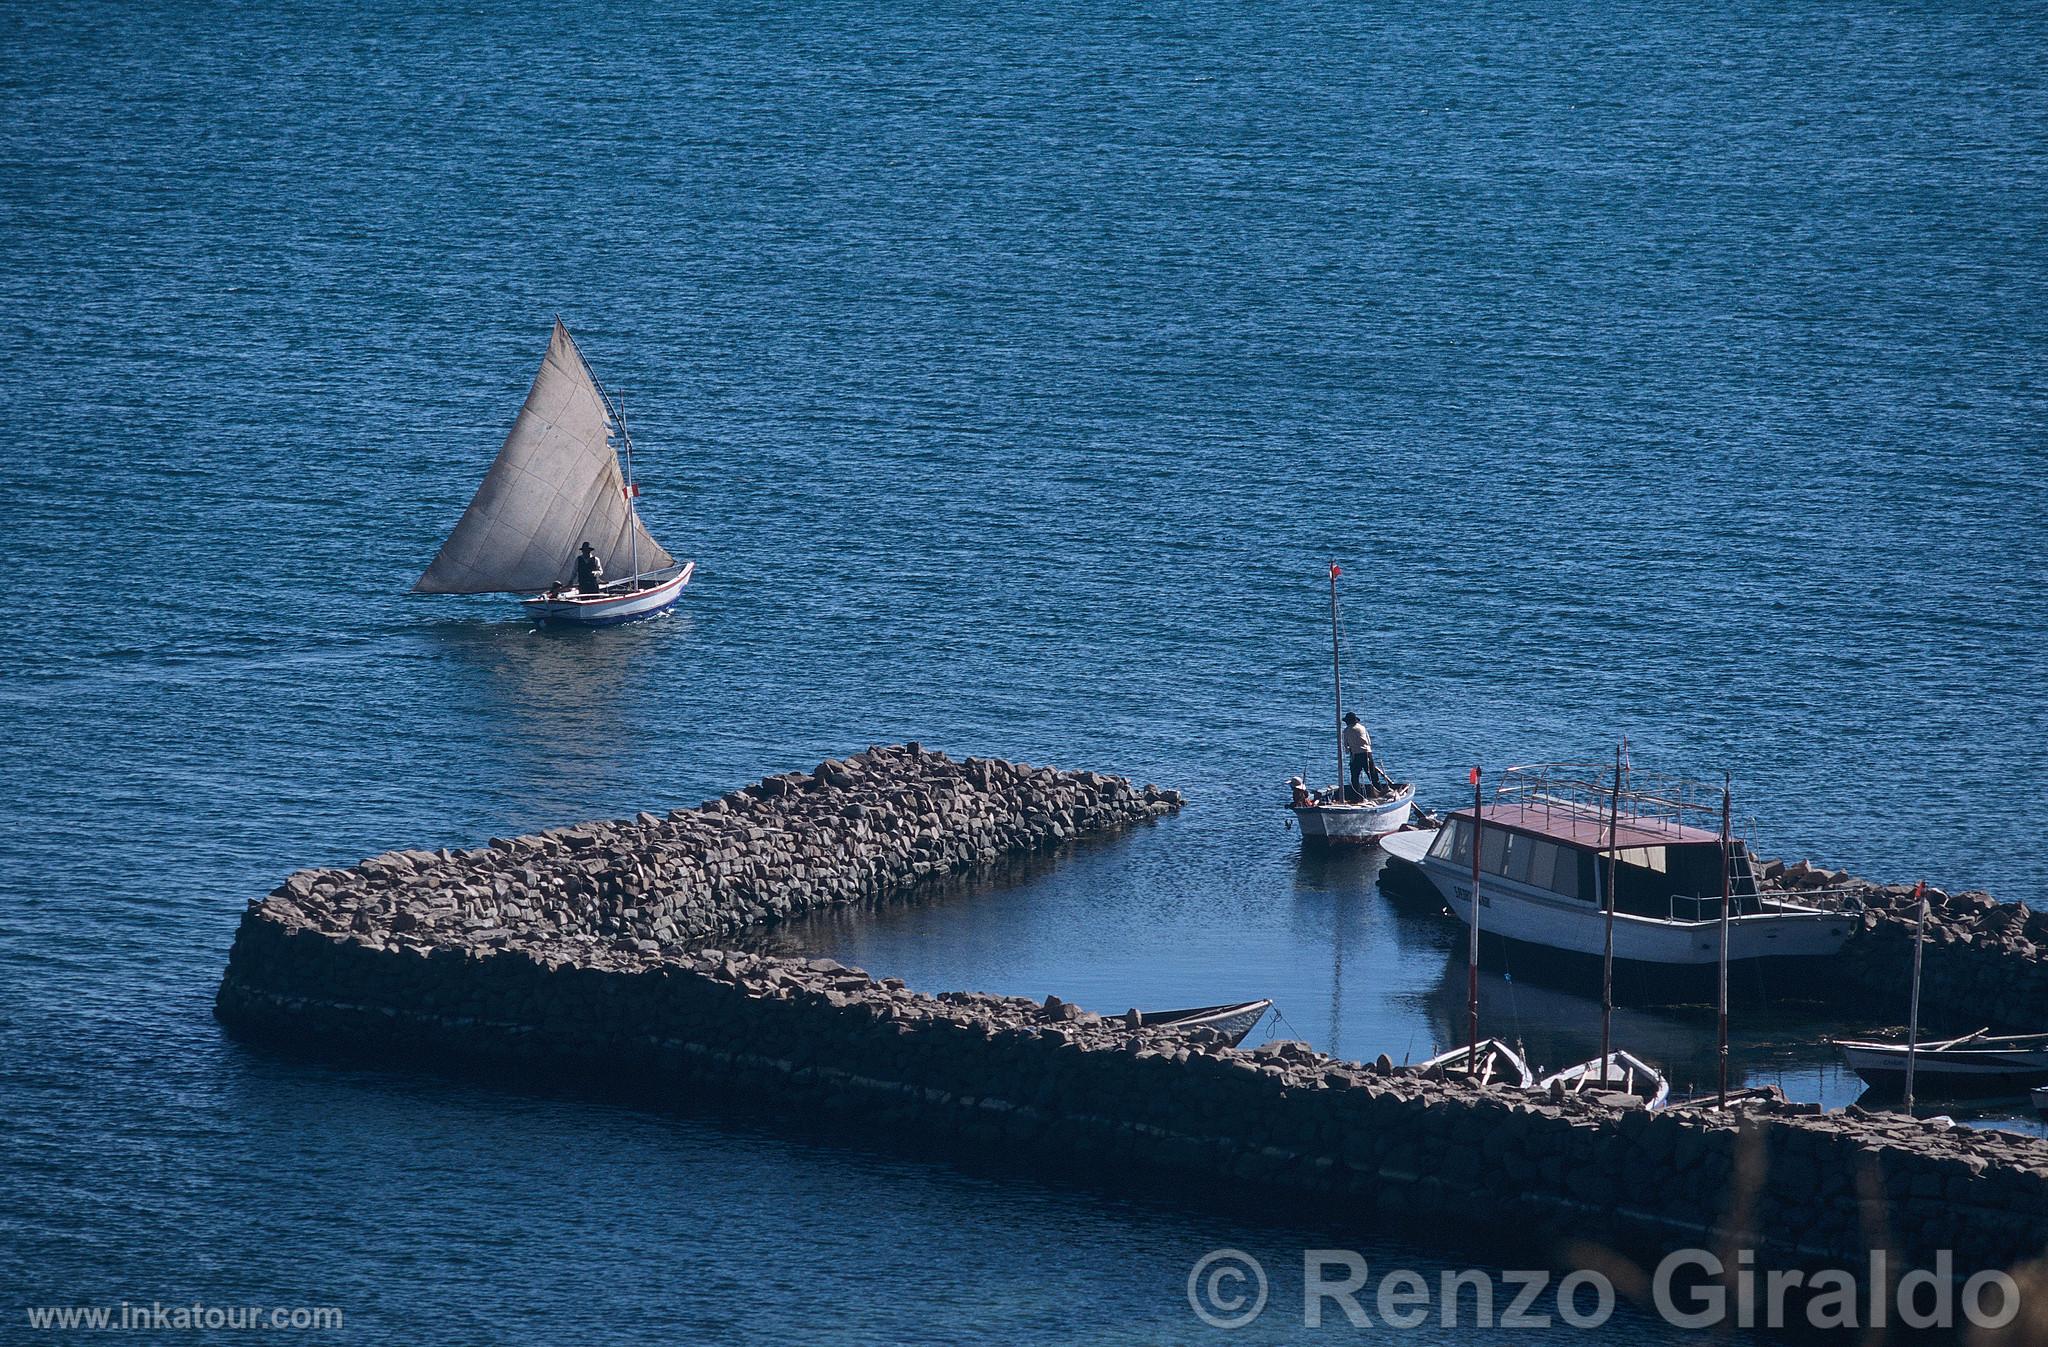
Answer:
[619,393,641,591]
[1717,774,1732,1105]
[1467,765,1482,1076]
[1600,741,1621,1074]
[1904,880,1928,1111]
[1328,562,1344,791]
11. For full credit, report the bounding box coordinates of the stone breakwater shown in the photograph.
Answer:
[217,751,2048,1289]
[216,934,2048,1286]
[237,745,1183,961]
[1759,860,2048,1031]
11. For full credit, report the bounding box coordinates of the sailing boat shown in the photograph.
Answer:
[1286,561,1416,845]
[415,320,694,625]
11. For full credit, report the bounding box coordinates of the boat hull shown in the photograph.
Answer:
[1291,785,1415,846]
[1410,851,1852,967]
[1138,999,1272,1047]
[1837,1043,2048,1095]
[521,562,693,626]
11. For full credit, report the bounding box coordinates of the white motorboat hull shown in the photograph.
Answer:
[1290,785,1415,846]
[521,562,693,626]
[1409,851,1852,967]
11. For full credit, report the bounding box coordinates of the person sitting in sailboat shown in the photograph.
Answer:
[1342,712,1395,798]
[574,542,604,595]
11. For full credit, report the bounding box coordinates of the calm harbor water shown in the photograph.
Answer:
[3,1,2045,1341]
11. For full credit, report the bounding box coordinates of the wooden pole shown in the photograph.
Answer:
[1468,765,1482,1075]
[1601,742,1621,1075]
[1717,774,1732,1105]
[1328,562,1344,794]
[1904,880,1928,1112]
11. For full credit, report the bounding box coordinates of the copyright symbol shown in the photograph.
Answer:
[1187,1248,1268,1329]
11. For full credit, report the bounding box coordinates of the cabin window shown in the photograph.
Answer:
[1502,834,1550,884]
[1479,827,1508,874]
[1431,819,1472,863]
[1548,846,1583,899]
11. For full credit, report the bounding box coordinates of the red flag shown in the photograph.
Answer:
[1330,563,1342,578]
[1469,766,1481,786]
[622,483,640,500]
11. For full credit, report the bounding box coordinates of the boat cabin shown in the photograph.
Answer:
[1424,801,1764,922]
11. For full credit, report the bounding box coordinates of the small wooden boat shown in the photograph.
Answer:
[1133,999,1272,1048]
[1291,784,1419,846]
[1412,1038,1536,1089]
[1287,563,1414,846]
[1537,1050,1671,1110]
[417,320,692,626]
[1835,1028,2048,1095]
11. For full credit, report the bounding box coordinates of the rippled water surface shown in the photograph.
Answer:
[2,2,2044,1341]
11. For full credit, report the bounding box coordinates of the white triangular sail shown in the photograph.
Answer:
[416,321,676,595]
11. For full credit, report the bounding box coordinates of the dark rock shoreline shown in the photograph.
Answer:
[216,748,2048,1292]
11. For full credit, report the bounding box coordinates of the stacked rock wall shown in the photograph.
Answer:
[245,745,1182,961]
[217,751,2048,1290]
[1760,861,2048,1030]
[217,931,2048,1283]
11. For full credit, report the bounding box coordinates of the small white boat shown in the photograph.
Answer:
[1133,999,1273,1048]
[519,561,695,625]
[1412,1038,1536,1089]
[1538,1050,1671,1110]
[1835,1028,2048,1096]
[417,320,693,626]
[1291,785,1417,846]
[1287,562,1415,847]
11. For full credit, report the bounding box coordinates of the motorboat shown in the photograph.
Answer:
[1385,763,1852,974]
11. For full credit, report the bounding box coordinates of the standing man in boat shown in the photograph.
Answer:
[574,542,604,595]
[1343,712,1394,796]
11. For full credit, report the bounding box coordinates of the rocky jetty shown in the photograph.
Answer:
[238,744,1183,962]
[1758,860,2048,1030]
[218,754,2047,1292]
[218,938,2048,1285]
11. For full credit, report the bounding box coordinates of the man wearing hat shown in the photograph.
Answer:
[574,541,605,595]
[1342,712,1392,796]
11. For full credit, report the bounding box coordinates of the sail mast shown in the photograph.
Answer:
[620,394,641,591]
[1328,562,1344,792]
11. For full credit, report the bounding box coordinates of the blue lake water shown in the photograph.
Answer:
[2,1,2044,1341]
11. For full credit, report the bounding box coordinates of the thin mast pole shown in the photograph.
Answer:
[1601,741,1621,1075]
[1329,562,1344,792]
[620,394,641,591]
[1717,774,1732,1105]
[1904,880,1928,1112]
[1468,765,1482,1075]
